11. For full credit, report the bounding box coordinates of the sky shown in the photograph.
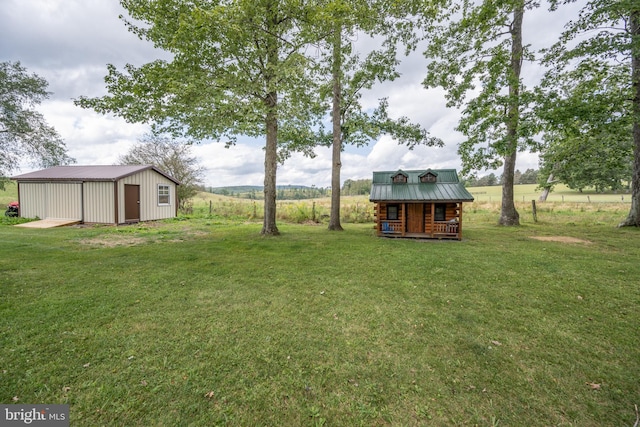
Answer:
[0,0,580,188]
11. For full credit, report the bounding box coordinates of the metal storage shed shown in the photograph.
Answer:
[11,165,180,224]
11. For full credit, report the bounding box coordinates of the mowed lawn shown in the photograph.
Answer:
[1,199,639,426]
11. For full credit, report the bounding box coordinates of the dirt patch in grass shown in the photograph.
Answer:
[78,235,150,247]
[530,236,592,244]
[78,224,210,247]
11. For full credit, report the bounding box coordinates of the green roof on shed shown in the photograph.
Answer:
[369,169,474,202]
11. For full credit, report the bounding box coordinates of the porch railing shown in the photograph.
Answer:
[380,220,459,236]
[381,221,402,234]
[433,221,459,234]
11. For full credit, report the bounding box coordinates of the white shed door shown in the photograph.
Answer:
[45,183,82,220]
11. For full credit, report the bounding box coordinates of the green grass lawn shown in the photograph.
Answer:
[1,190,639,425]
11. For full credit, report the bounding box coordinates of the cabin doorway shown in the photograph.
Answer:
[406,203,424,233]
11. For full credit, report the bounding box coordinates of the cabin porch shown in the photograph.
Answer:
[374,202,464,240]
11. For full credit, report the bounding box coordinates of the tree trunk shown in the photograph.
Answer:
[262,92,280,235]
[261,14,280,236]
[538,173,554,202]
[499,2,524,226]
[328,26,344,231]
[619,10,640,227]
[500,150,520,225]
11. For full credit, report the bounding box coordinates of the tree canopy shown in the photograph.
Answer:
[315,0,442,231]
[539,0,640,225]
[76,0,324,235]
[422,0,537,225]
[76,0,443,234]
[0,61,74,188]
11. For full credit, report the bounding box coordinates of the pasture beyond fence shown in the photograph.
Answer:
[185,190,632,228]
[0,181,633,226]
[468,183,632,204]
[188,195,374,224]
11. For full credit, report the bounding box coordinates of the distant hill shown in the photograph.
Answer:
[207,184,329,200]
[208,185,262,194]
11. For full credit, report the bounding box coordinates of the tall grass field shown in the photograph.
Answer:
[1,182,639,426]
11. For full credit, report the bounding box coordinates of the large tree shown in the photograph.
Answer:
[537,61,633,193]
[540,0,640,226]
[0,61,74,188]
[119,133,205,210]
[76,0,323,235]
[318,0,441,231]
[422,0,539,225]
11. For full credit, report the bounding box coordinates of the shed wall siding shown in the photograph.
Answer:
[83,182,115,223]
[47,183,82,219]
[19,183,47,219]
[19,182,82,219]
[118,169,176,222]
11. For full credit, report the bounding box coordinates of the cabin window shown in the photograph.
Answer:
[420,173,437,183]
[387,204,399,220]
[392,174,407,183]
[158,184,170,205]
[434,204,446,221]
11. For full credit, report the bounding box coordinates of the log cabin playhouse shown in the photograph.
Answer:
[370,169,474,240]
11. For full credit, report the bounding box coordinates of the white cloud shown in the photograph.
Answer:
[191,142,265,186]
[38,101,149,166]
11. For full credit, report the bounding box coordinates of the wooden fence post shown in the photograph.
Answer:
[531,200,538,223]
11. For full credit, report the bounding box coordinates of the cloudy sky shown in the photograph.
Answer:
[1,1,580,188]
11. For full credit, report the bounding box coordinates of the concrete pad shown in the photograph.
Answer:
[15,218,81,229]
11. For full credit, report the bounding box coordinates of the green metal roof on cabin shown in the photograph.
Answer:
[369,169,475,202]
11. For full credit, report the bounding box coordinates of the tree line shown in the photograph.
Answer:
[464,169,540,188]
[3,0,639,229]
[207,181,369,199]
[208,186,330,200]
